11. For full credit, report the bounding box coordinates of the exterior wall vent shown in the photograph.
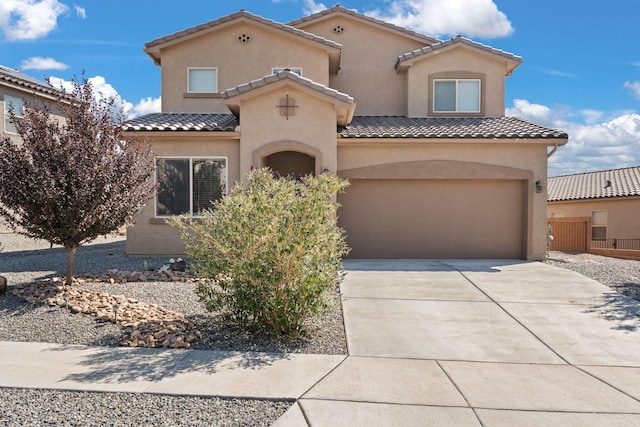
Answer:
[238,33,251,43]
[333,25,344,34]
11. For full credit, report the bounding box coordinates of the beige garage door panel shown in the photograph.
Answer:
[339,179,525,259]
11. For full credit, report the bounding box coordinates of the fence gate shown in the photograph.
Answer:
[548,217,590,252]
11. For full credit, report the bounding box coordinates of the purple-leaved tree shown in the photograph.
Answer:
[0,78,157,285]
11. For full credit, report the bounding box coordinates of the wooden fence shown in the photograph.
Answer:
[547,217,591,252]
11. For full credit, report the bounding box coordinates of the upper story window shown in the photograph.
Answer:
[433,79,480,113]
[4,95,23,134]
[156,157,227,217]
[188,68,217,93]
[272,68,302,76]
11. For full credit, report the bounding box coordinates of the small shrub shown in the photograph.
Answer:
[170,168,350,337]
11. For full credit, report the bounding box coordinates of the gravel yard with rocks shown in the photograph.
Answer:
[0,233,344,426]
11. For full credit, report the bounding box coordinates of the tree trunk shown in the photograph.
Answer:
[66,246,77,286]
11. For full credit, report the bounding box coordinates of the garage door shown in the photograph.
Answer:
[338,179,525,259]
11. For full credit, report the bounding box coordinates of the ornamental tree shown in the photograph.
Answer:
[0,78,157,285]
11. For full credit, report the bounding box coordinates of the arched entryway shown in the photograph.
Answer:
[264,151,316,178]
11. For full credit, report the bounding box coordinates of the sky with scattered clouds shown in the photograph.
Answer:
[1,0,639,176]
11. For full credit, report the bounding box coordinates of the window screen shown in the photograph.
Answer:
[188,68,217,92]
[156,159,189,216]
[4,95,23,134]
[193,159,226,213]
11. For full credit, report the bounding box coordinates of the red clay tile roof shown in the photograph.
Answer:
[122,113,238,132]
[548,166,640,201]
[339,116,568,139]
[396,36,521,70]
[145,10,342,52]
[220,70,354,104]
[288,5,440,45]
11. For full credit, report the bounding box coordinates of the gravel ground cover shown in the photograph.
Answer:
[546,251,640,302]
[0,233,346,426]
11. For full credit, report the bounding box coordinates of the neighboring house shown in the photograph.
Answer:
[547,166,640,253]
[123,5,568,259]
[0,65,66,233]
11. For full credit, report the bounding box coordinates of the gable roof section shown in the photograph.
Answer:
[395,36,522,74]
[221,70,355,126]
[144,9,342,66]
[548,166,640,202]
[289,5,440,45]
[339,116,568,140]
[0,64,67,100]
[122,113,238,132]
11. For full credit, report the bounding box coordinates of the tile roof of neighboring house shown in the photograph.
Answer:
[220,70,354,104]
[0,64,66,99]
[288,5,440,45]
[145,9,342,52]
[122,113,238,132]
[395,35,522,70]
[339,116,568,139]
[548,166,640,201]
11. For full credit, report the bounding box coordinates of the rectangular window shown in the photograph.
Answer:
[433,79,480,113]
[188,68,217,93]
[4,95,23,134]
[156,157,227,216]
[272,68,302,76]
[591,210,607,240]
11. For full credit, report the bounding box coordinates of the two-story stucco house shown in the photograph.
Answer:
[123,5,568,260]
[1,64,68,233]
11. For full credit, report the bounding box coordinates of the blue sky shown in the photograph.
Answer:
[1,0,639,176]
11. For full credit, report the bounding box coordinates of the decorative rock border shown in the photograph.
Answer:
[11,274,208,349]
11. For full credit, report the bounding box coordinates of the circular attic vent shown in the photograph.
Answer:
[238,33,251,43]
[333,25,344,34]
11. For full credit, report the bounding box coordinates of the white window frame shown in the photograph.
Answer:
[187,67,218,93]
[155,156,228,217]
[272,67,302,76]
[433,79,481,113]
[4,95,23,134]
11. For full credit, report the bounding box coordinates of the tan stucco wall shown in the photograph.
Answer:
[548,197,640,239]
[236,85,339,177]
[406,48,507,118]
[337,141,550,259]
[159,21,330,113]
[297,16,428,116]
[125,134,240,256]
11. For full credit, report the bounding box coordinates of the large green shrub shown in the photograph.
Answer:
[170,168,350,337]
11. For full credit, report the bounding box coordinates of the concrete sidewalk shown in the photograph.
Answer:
[2,259,640,426]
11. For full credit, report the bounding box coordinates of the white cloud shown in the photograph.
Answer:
[0,0,68,41]
[302,0,327,15]
[21,56,68,70]
[507,99,640,176]
[48,75,161,120]
[128,96,161,119]
[367,0,513,39]
[624,81,640,100]
[74,5,85,19]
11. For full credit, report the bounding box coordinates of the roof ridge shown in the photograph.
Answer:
[288,4,440,44]
[145,9,341,51]
[220,70,354,103]
[396,35,521,69]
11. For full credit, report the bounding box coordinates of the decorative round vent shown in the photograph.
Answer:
[238,33,251,43]
[333,25,344,34]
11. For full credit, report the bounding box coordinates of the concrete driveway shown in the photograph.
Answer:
[279,259,640,426]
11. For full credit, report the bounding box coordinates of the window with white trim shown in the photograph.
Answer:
[433,79,480,113]
[4,95,23,134]
[272,68,302,76]
[188,68,217,93]
[156,157,227,216]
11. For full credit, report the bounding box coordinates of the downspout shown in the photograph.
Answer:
[547,143,559,158]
